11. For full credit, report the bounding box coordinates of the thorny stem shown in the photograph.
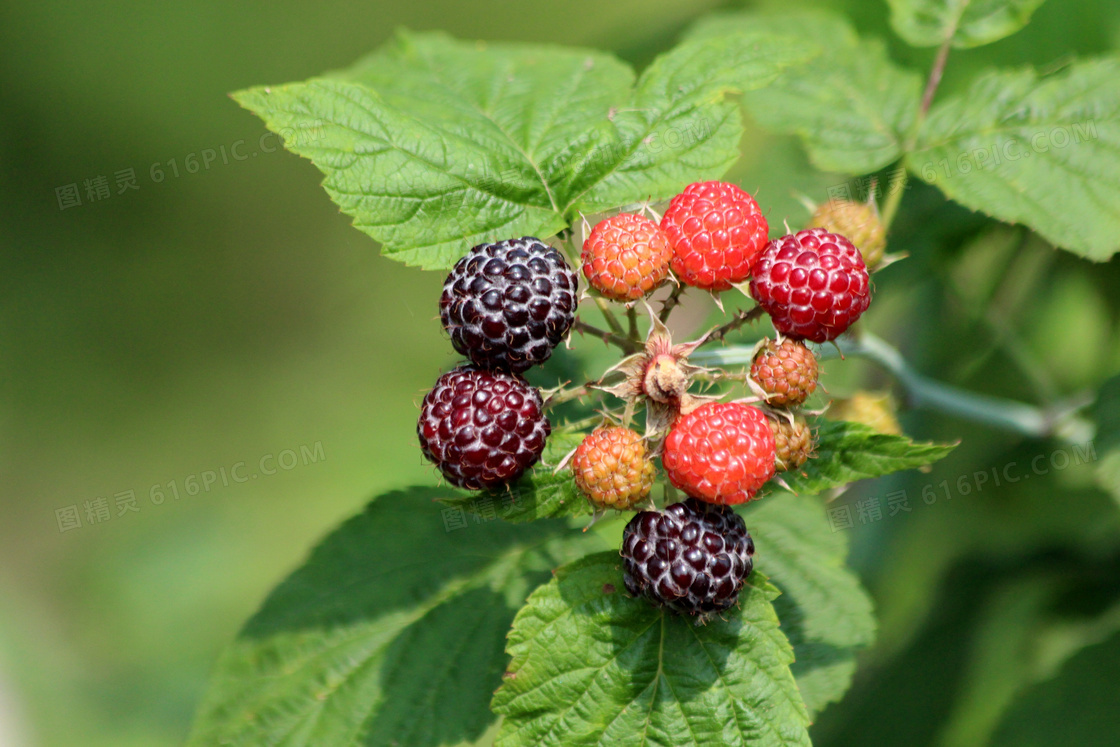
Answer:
[658,284,686,323]
[574,318,642,355]
[697,306,766,348]
[544,382,596,409]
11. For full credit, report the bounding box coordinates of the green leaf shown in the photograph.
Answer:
[233,29,811,269]
[565,33,816,215]
[780,420,957,496]
[907,57,1120,261]
[187,487,599,747]
[742,493,876,717]
[441,430,595,523]
[687,10,922,174]
[887,0,1048,49]
[990,628,1120,746]
[492,552,811,747]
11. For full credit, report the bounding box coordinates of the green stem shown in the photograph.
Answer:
[693,333,1095,442]
[826,332,1095,442]
[627,304,640,342]
[544,382,596,409]
[882,33,953,233]
[879,169,909,229]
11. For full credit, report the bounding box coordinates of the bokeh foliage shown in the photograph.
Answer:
[2,0,1120,745]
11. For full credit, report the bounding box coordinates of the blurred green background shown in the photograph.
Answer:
[2,1,1120,745]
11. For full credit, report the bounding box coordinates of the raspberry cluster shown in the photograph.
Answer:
[413,179,879,619]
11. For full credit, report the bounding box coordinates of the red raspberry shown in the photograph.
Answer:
[660,181,769,292]
[417,365,549,490]
[749,228,871,343]
[750,338,819,406]
[571,427,656,510]
[581,214,672,301]
[662,402,776,505]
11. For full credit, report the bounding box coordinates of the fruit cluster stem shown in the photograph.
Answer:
[658,284,686,323]
[544,382,596,409]
[825,332,1096,443]
[574,318,642,355]
[698,306,766,348]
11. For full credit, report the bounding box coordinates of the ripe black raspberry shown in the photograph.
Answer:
[621,498,755,617]
[440,237,578,373]
[417,365,550,490]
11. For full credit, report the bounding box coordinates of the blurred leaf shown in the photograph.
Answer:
[779,420,956,496]
[1094,375,1120,502]
[908,57,1120,261]
[887,0,1049,49]
[187,487,598,747]
[234,29,811,269]
[440,431,594,523]
[990,627,1120,746]
[1094,374,1120,452]
[742,493,876,716]
[492,552,811,747]
[687,10,922,174]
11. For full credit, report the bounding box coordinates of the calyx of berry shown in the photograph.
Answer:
[598,310,715,438]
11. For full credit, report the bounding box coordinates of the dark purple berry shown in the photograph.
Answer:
[621,498,754,617]
[417,365,550,490]
[440,237,578,373]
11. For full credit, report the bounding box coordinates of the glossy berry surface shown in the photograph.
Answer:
[571,427,656,510]
[621,498,755,616]
[750,338,819,406]
[581,213,672,301]
[749,228,871,343]
[660,180,769,292]
[417,365,549,490]
[662,402,776,505]
[440,237,577,373]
